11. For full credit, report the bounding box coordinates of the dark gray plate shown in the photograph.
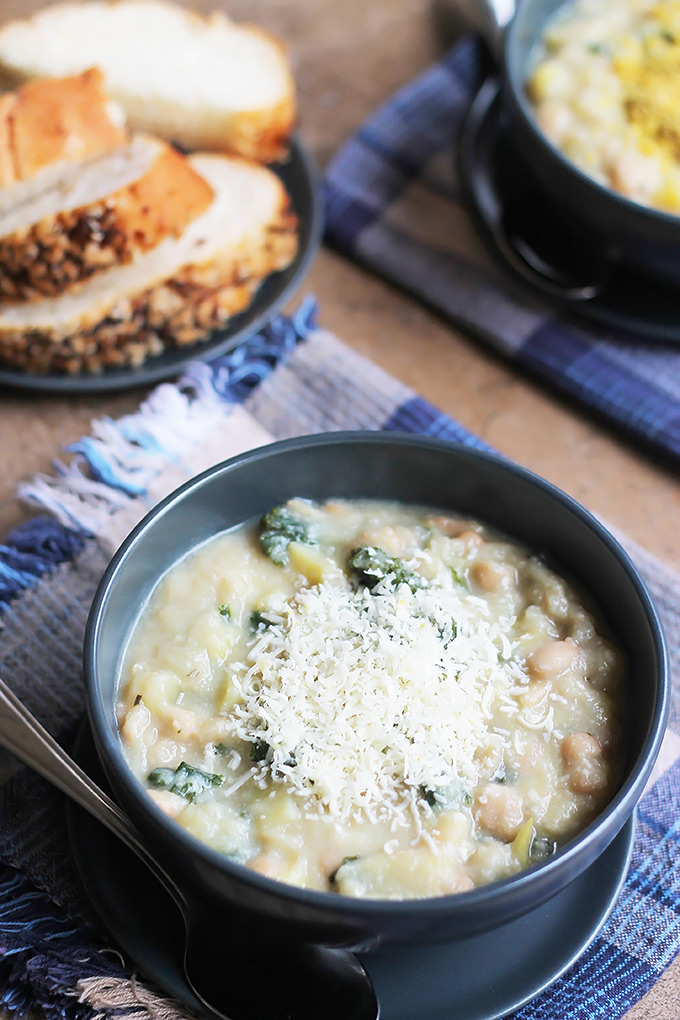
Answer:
[0,137,322,394]
[68,720,635,1020]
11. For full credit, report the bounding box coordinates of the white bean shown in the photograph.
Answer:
[474,784,524,842]
[528,638,579,681]
[561,732,608,794]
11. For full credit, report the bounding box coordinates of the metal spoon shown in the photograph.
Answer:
[0,677,379,1020]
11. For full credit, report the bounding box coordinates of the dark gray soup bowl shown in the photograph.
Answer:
[84,432,668,952]
[497,0,680,283]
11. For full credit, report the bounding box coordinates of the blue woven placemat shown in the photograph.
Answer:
[0,302,678,1020]
[324,37,680,463]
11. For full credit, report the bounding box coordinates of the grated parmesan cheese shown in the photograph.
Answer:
[222,574,530,825]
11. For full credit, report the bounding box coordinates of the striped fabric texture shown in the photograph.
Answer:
[0,305,678,1020]
[324,37,680,463]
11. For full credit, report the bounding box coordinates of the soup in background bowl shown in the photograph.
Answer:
[119,498,627,901]
[528,0,680,213]
[84,434,668,949]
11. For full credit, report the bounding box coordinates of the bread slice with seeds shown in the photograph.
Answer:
[0,1,296,162]
[0,154,298,374]
[0,134,214,301]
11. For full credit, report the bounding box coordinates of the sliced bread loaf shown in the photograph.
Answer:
[0,135,214,301]
[0,154,298,374]
[0,1,296,162]
[0,69,126,187]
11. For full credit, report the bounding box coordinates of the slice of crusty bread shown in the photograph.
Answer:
[0,69,126,188]
[0,1,296,163]
[0,135,214,301]
[0,154,298,374]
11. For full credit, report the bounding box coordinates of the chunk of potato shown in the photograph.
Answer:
[249,851,311,888]
[189,612,240,663]
[121,700,152,745]
[182,801,252,859]
[251,790,304,854]
[134,669,180,715]
[288,542,338,585]
[148,789,184,819]
[334,846,474,898]
[219,672,244,713]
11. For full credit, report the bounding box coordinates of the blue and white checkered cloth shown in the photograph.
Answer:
[324,37,680,463]
[0,303,678,1020]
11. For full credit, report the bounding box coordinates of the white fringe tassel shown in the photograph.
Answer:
[16,372,272,551]
[75,974,198,1020]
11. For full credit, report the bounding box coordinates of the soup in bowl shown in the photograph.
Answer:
[118,497,627,901]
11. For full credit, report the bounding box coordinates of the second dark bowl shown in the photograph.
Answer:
[84,433,668,951]
[501,0,680,285]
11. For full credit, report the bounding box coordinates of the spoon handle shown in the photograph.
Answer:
[0,675,180,903]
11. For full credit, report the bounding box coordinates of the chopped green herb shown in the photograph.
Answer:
[661,29,676,43]
[218,604,232,619]
[250,609,272,631]
[213,742,229,755]
[420,785,438,809]
[329,855,360,884]
[273,750,298,776]
[249,738,270,763]
[450,566,467,587]
[147,767,175,789]
[435,617,458,645]
[348,546,427,593]
[420,782,472,811]
[587,41,609,54]
[260,505,315,565]
[133,693,143,706]
[147,761,223,802]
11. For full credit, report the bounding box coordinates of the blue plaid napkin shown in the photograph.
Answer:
[0,302,679,1020]
[324,37,680,463]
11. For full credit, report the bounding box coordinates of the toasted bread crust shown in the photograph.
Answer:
[0,70,127,187]
[11,70,127,180]
[0,94,14,187]
[0,209,298,374]
[0,141,215,301]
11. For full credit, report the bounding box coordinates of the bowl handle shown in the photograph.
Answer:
[496,215,606,302]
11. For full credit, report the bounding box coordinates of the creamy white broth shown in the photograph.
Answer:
[528,0,680,213]
[118,499,626,900]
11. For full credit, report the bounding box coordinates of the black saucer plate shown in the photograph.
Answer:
[0,137,322,394]
[459,79,680,343]
[68,720,635,1020]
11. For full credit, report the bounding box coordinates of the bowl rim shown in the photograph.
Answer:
[504,0,680,232]
[84,431,670,917]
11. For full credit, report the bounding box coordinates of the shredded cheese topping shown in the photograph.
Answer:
[224,575,530,824]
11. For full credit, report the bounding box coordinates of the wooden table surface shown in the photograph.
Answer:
[0,0,678,1016]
